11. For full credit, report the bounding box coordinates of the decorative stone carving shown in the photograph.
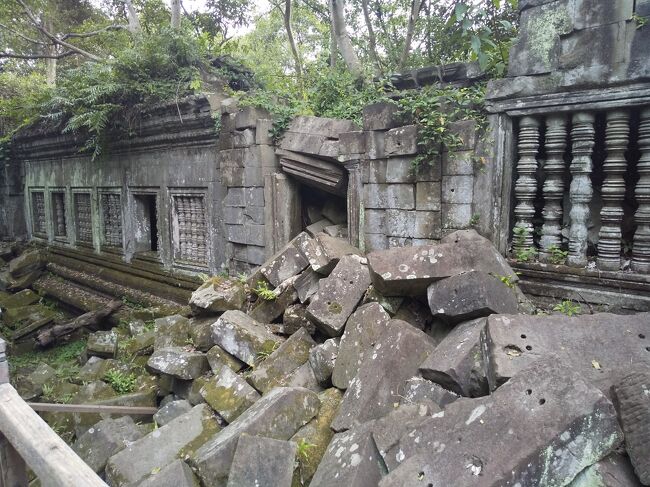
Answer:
[512,116,540,253]
[539,114,568,262]
[51,192,66,237]
[173,195,208,265]
[344,160,362,249]
[632,107,650,273]
[101,193,123,248]
[597,110,629,271]
[74,193,93,244]
[31,191,46,235]
[567,112,595,267]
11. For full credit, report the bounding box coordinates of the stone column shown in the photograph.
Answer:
[344,160,363,250]
[512,116,540,253]
[539,114,568,262]
[632,107,650,273]
[567,112,596,267]
[597,110,630,271]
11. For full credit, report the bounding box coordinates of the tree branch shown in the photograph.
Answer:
[60,25,128,40]
[0,51,76,60]
[0,22,47,46]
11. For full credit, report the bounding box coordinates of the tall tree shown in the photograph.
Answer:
[170,0,181,29]
[398,0,424,71]
[328,0,362,77]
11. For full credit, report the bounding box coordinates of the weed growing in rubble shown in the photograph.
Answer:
[253,281,277,301]
[493,273,517,289]
[553,300,581,317]
[548,245,568,265]
[296,438,316,462]
[104,370,137,395]
[512,226,536,262]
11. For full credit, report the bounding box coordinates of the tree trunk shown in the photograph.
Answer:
[45,18,56,86]
[330,28,337,67]
[283,0,303,81]
[398,0,424,71]
[123,0,141,34]
[170,0,181,29]
[328,0,362,77]
[360,0,382,75]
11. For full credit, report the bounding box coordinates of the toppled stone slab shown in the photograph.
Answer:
[332,303,390,389]
[261,241,309,287]
[307,255,372,337]
[283,304,317,335]
[16,363,56,400]
[400,377,459,408]
[248,328,315,393]
[138,459,200,487]
[294,268,321,303]
[332,319,436,431]
[87,330,118,358]
[419,318,488,397]
[283,361,323,392]
[362,286,403,315]
[612,369,650,484]
[189,387,320,487]
[201,366,260,423]
[226,434,296,487]
[206,345,245,374]
[106,404,220,486]
[189,317,216,351]
[249,281,298,323]
[147,347,209,380]
[0,288,39,308]
[367,240,515,296]
[380,358,623,486]
[309,338,340,386]
[427,270,519,323]
[154,315,190,349]
[211,310,283,366]
[8,250,44,278]
[72,416,145,473]
[189,278,246,315]
[569,453,643,487]
[483,312,650,395]
[154,399,193,427]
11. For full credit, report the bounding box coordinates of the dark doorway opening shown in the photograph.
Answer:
[134,194,158,253]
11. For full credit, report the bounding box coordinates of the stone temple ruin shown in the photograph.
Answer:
[0,0,649,486]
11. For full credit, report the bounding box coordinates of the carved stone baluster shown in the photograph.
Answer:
[512,116,540,254]
[632,107,650,273]
[567,112,596,267]
[540,114,568,262]
[597,110,630,270]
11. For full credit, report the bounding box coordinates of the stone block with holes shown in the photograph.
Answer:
[384,125,418,156]
[483,312,650,396]
[380,357,622,487]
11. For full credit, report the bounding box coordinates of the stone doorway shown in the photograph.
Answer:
[133,193,159,255]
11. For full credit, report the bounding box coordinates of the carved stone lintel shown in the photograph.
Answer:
[344,159,362,250]
[512,116,540,253]
[567,112,595,267]
[539,114,568,262]
[597,110,630,271]
[632,107,650,273]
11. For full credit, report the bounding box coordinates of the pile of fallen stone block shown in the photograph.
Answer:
[64,229,649,486]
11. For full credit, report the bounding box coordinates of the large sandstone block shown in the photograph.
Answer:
[226,434,296,487]
[260,240,309,287]
[248,282,298,323]
[307,255,371,337]
[332,303,390,389]
[200,366,260,423]
[419,318,488,397]
[189,387,320,487]
[147,347,209,380]
[211,310,283,366]
[154,315,190,350]
[331,319,436,431]
[367,239,515,296]
[483,313,650,395]
[568,453,643,487]
[288,115,358,138]
[137,459,200,487]
[362,101,406,131]
[384,125,418,156]
[189,278,246,315]
[381,358,623,486]
[106,404,220,486]
[247,328,315,393]
[427,270,519,323]
[309,338,340,386]
[400,377,459,408]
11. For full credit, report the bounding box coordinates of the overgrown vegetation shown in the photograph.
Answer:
[553,300,581,317]
[253,280,277,301]
[8,338,85,377]
[104,369,137,394]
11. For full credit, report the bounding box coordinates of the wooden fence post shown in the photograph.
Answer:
[0,338,28,487]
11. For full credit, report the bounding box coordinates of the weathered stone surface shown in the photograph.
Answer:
[201,365,260,423]
[332,303,390,389]
[427,271,519,323]
[0,288,39,308]
[8,250,43,278]
[287,115,358,138]
[16,363,56,400]
[249,280,298,323]
[261,240,309,287]
[367,240,515,296]
[211,310,282,366]
[400,377,459,408]
[384,125,418,156]
[189,278,246,315]
[361,285,403,315]
[226,434,296,487]
[147,347,209,380]
[484,313,650,395]
[188,317,215,351]
[381,357,623,486]
[339,131,366,155]
[569,453,643,487]
[282,303,317,335]
[364,184,415,210]
[291,388,343,485]
[72,416,144,473]
[154,315,190,350]
[309,338,340,386]
[310,422,385,487]
[332,320,436,431]
[294,268,321,303]
[392,298,432,331]
[248,327,315,393]
[315,234,363,273]
[612,369,650,484]
[189,387,320,487]
[307,255,372,337]
[419,318,488,397]
[206,344,245,374]
[283,361,323,393]
[87,330,118,358]
[138,459,200,487]
[154,399,193,427]
[362,102,405,131]
[106,404,220,486]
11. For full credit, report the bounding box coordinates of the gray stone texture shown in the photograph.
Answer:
[206,344,245,374]
[189,278,246,315]
[147,347,209,380]
[260,240,309,287]
[200,365,261,422]
[309,337,340,386]
[86,330,118,359]
[294,268,321,303]
[384,125,418,156]
[400,376,460,408]
[362,102,405,131]
[154,315,190,350]
[364,184,415,210]
[154,399,193,427]
[568,453,643,487]
[137,459,200,487]
[226,434,296,487]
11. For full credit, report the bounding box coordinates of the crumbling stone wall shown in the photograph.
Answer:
[0,154,26,241]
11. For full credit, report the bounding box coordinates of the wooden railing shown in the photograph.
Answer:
[0,338,107,487]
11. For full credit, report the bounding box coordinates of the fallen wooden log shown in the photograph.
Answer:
[36,300,122,347]
[10,315,56,341]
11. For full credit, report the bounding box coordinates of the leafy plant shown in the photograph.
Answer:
[547,245,568,265]
[296,438,316,462]
[104,370,137,394]
[553,300,581,317]
[253,280,277,301]
[469,214,480,226]
[493,273,517,289]
[633,13,648,29]
[512,226,536,262]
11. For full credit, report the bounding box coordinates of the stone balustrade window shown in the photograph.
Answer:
[51,192,67,238]
[172,194,207,265]
[74,193,93,244]
[100,193,123,248]
[31,191,46,235]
